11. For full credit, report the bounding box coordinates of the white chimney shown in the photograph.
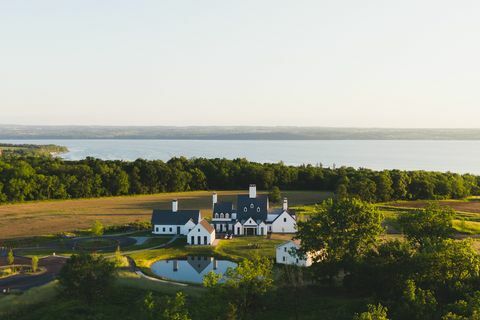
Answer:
[249,184,256,198]
[172,199,178,212]
[283,198,288,211]
[212,192,218,207]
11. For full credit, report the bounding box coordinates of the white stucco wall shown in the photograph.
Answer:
[276,241,311,267]
[187,224,215,245]
[271,211,297,233]
[153,224,182,235]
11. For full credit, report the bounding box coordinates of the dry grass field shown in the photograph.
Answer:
[386,199,480,214]
[0,190,331,240]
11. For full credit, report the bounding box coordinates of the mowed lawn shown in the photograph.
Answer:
[0,190,331,239]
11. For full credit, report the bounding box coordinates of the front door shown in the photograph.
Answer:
[177,226,181,235]
[245,227,256,236]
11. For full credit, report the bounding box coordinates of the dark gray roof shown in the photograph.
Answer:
[271,210,296,223]
[186,256,212,273]
[151,209,200,225]
[213,201,234,214]
[236,194,268,221]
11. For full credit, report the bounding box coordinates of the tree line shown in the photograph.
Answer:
[0,155,478,203]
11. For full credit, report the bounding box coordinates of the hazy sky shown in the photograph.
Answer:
[1,1,480,127]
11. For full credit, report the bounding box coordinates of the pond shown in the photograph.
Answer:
[150,256,237,284]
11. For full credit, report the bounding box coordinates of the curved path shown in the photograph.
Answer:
[0,256,67,291]
[0,234,178,292]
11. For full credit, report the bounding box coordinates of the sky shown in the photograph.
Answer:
[1,0,480,128]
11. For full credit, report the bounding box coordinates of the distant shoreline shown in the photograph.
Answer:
[1,125,480,140]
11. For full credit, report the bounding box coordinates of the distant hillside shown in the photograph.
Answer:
[1,125,480,140]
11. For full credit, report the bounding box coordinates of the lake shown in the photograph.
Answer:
[150,256,237,283]
[1,139,479,174]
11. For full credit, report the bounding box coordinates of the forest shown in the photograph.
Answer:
[0,155,478,204]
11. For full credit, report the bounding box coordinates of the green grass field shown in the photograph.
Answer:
[129,236,287,268]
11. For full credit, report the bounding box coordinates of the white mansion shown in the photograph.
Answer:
[150,184,297,245]
[211,184,297,236]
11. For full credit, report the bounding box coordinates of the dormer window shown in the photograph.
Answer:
[225,213,229,219]
[215,213,219,218]
[220,213,224,218]
[257,207,260,212]
[250,203,254,209]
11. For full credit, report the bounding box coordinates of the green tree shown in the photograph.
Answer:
[268,186,282,204]
[91,220,104,237]
[398,203,454,247]
[142,291,156,320]
[7,248,14,265]
[375,171,394,202]
[442,291,480,319]
[58,253,116,302]
[161,292,191,320]
[353,304,389,320]
[223,256,274,319]
[412,239,480,300]
[31,255,39,273]
[114,245,124,267]
[395,279,437,320]
[296,198,384,278]
[279,264,304,320]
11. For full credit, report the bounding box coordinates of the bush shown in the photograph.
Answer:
[58,253,116,302]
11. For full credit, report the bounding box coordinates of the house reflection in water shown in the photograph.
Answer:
[152,256,237,283]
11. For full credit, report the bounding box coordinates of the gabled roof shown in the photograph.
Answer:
[236,194,268,221]
[276,239,302,248]
[198,219,215,234]
[213,201,234,214]
[271,210,296,223]
[186,256,212,273]
[151,209,201,226]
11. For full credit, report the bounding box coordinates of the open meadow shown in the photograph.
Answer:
[0,190,331,239]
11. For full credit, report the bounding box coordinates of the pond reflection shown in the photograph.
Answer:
[150,256,237,283]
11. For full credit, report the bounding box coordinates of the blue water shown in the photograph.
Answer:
[150,256,237,283]
[1,139,479,174]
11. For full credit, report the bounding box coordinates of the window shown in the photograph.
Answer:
[191,236,194,244]
[215,213,219,218]
[284,247,287,252]
[188,229,191,232]
[225,213,229,219]
[269,226,272,232]
[237,227,240,234]
[220,213,224,218]
[162,227,165,232]
[250,203,254,208]
[244,207,247,212]
[155,227,159,232]
[282,256,286,262]
[169,227,172,232]
[198,228,200,232]
[257,207,260,212]
[284,218,287,222]
[204,236,208,245]
[296,258,299,263]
